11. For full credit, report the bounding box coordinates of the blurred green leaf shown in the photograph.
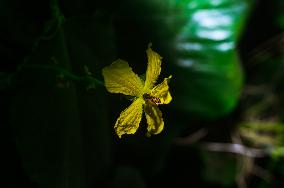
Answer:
[115,0,249,118]
[274,0,284,28]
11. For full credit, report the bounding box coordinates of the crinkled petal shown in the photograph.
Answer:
[144,44,162,90]
[115,98,144,138]
[144,103,164,135]
[102,59,144,97]
[151,75,172,104]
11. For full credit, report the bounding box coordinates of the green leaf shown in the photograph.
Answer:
[115,0,250,118]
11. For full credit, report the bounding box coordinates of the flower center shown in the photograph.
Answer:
[143,93,161,105]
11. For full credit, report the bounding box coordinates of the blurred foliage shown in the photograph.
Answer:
[274,0,284,28]
[2,0,284,188]
[201,151,237,186]
[115,0,247,118]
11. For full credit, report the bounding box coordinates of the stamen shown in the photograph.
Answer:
[143,93,161,104]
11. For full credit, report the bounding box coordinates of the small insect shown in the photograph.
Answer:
[143,93,161,105]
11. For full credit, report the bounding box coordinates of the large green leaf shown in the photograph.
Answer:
[115,0,249,118]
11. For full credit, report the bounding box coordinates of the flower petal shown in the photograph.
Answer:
[115,98,144,138]
[151,76,172,104]
[144,44,162,90]
[144,103,164,135]
[102,59,144,97]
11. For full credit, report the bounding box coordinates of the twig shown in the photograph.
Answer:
[201,142,267,158]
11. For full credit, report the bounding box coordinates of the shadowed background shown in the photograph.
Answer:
[1,0,284,187]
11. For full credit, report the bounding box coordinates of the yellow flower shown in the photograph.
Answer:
[102,44,172,138]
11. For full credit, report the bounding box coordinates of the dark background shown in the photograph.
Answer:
[2,0,284,187]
